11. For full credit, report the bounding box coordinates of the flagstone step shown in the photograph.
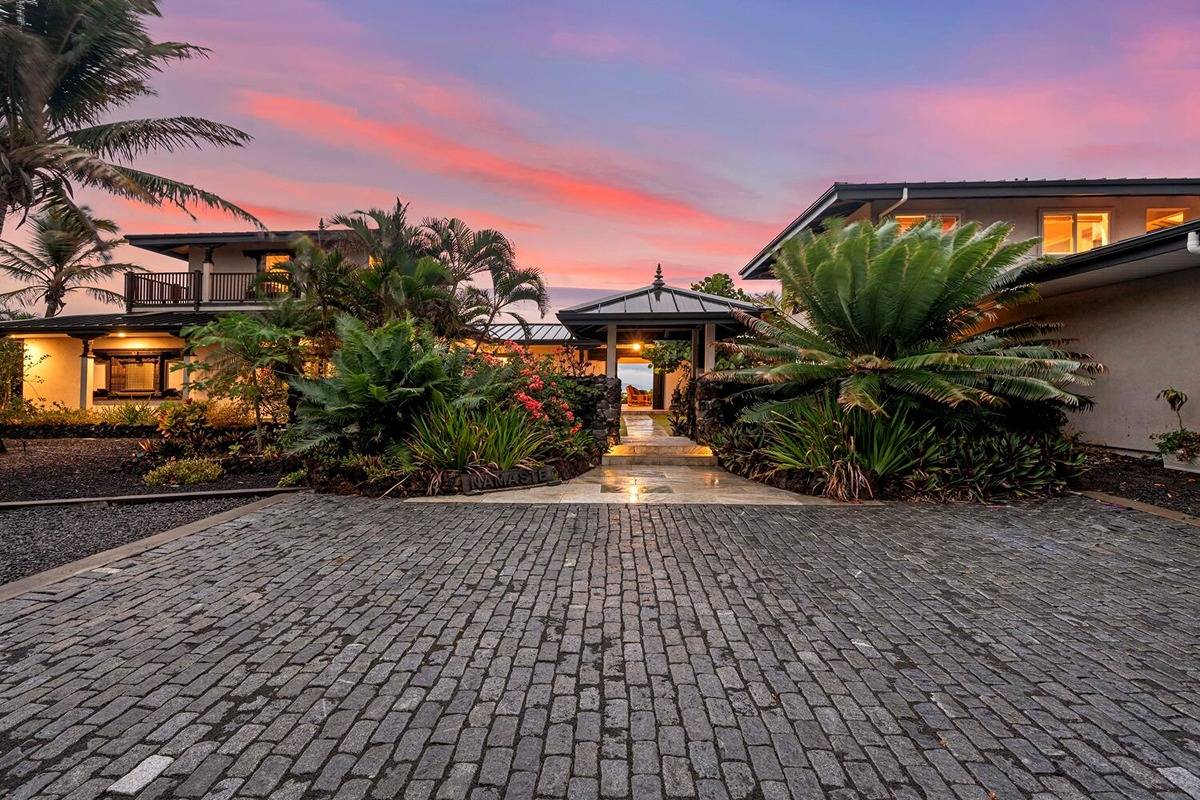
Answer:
[602,453,719,466]
[603,442,717,466]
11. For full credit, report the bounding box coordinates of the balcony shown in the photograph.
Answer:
[124,271,291,311]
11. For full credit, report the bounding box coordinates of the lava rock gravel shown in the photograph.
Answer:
[0,496,253,585]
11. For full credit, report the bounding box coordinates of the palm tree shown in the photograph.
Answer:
[331,201,456,330]
[0,0,259,234]
[0,205,139,316]
[419,217,516,285]
[723,218,1101,413]
[462,264,549,353]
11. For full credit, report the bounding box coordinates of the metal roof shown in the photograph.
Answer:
[741,177,1200,279]
[558,267,759,322]
[1032,218,1200,294]
[0,310,218,336]
[485,323,597,344]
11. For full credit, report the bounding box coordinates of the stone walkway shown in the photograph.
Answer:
[1,496,1199,799]
[411,465,830,505]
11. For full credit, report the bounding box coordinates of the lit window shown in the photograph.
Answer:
[263,253,291,273]
[261,253,290,297]
[893,213,960,233]
[1040,211,1110,255]
[1147,208,1187,232]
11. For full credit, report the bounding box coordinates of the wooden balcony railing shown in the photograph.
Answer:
[124,271,293,311]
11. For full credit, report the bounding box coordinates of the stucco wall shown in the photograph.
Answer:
[187,244,261,274]
[1022,268,1200,452]
[21,336,83,408]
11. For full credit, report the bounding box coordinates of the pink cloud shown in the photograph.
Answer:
[238,91,772,240]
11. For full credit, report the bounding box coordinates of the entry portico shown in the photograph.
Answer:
[552,266,760,411]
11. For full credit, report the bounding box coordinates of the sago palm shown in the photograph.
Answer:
[724,218,1101,413]
[0,205,139,316]
[0,0,259,233]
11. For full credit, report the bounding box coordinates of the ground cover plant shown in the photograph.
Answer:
[710,218,1101,501]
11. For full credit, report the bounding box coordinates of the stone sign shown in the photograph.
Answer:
[462,466,560,495]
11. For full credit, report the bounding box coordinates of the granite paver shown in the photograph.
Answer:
[1,494,1198,798]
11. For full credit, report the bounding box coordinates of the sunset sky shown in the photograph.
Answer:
[9,0,1200,315]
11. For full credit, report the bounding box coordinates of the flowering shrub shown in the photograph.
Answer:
[500,342,583,436]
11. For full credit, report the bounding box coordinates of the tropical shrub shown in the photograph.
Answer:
[289,316,500,454]
[494,343,584,437]
[403,403,549,475]
[93,402,157,426]
[143,458,223,486]
[181,314,305,450]
[642,340,690,375]
[1152,387,1200,460]
[277,467,309,488]
[730,396,1081,501]
[724,219,1102,414]
[914,430,1083,501]
[763,395,936,500]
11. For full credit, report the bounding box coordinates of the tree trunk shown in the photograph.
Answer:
[471,307,499,356]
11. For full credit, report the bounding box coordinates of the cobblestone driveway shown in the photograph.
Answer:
[2,496,1199,799]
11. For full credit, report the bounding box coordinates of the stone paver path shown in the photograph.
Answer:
[1,495,1199,799]
[412,465,831,504]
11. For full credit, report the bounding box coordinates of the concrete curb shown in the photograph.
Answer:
[0,486,302,510]
[1077,490,1200,528]
[0,493,298,603]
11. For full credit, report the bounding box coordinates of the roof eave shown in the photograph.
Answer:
[1031,219,1200,284]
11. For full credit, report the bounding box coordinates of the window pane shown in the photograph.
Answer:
[1042,214,1075,254]
[893,215,927,232]
[1147,209,1186,232]
[935,214,960,233]
[1076,212,1109,252]
[262,253,290,296]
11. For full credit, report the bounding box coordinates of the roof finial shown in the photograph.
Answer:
[652,263,664,289]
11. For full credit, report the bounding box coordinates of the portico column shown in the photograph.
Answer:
[605,324,618,378]
[200,246,215,303]
[690,328,701,375]
[78,338,95,410]
[702,323,716,374]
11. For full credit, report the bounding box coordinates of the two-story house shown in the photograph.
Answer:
[4,177,1199,452]
[0,229,328,409]
[740,178,1200,452]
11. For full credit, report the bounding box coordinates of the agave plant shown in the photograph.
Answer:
[724,219,1102,413]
